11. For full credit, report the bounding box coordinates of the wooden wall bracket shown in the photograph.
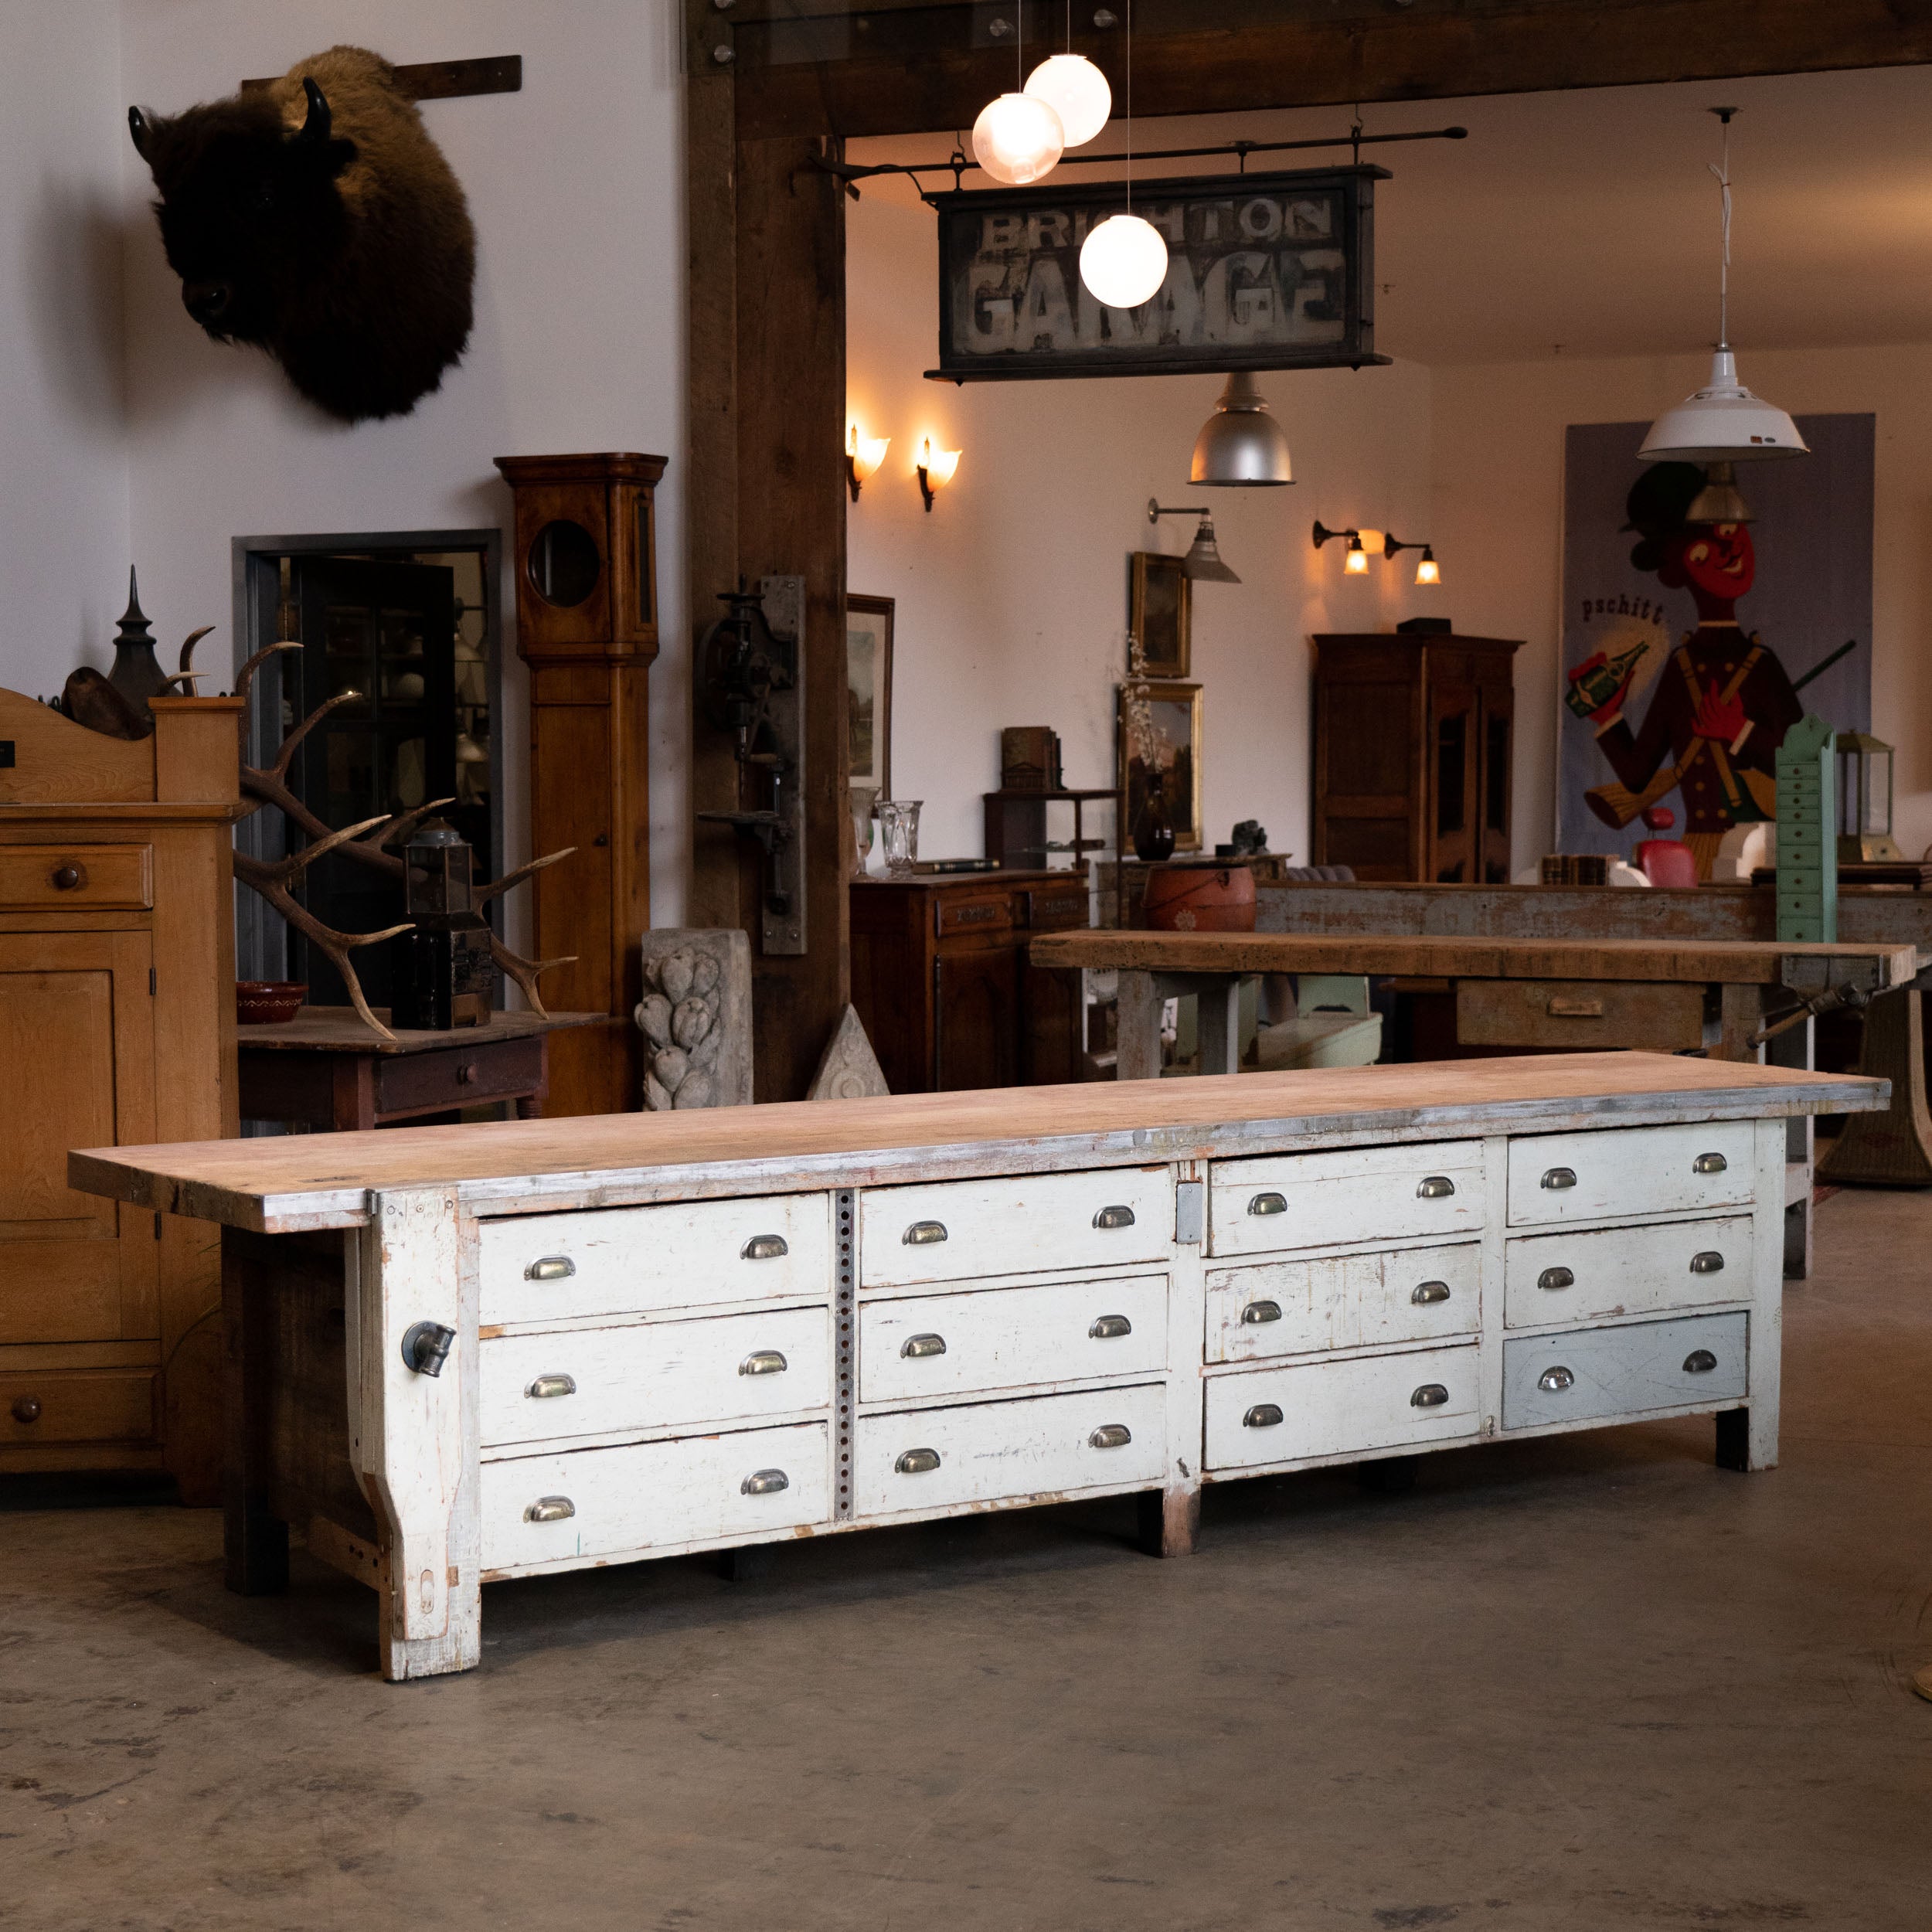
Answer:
[243,56,522,101]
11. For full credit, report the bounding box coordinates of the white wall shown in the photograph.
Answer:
[847,192,1440,868]
[116,0,691,925]
[0,2,131,702]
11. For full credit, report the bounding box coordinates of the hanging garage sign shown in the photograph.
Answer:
[927,165,1389,383]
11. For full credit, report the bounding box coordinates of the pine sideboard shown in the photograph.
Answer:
[71,1052,1882,1680]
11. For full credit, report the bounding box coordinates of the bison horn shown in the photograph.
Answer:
[128,105,151,158]
[297,76,332,145]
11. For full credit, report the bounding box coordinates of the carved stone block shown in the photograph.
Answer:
[634,930,752,1109]
[807,1004,890,1101]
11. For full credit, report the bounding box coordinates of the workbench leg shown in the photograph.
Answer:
[1196,978,1243,1079]
[1767,1016,1814,1280]
[332,1056,379,1131]
[1136,1485,1200,1557]
[1715,984,1767,1064]
[222,1229,288,1597]
[1117,970,1165,1081]
[1718,1117,1784,1474]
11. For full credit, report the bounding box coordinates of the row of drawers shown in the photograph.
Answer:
[480,1311,1751,1572]
[478,1120,1760,1327]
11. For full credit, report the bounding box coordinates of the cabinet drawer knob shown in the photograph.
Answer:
[1093,1204,1136,1230]
[10,1396,41,1424]
[49,862,84,890]
[1410,1383,1451,1409]
[741,1468,790,1495]
[1411,1281,1451,1305]
[526,1373,577,1400]
[903,1220,948,1246]
[1243,1403,1284,1428]
[901,1333,947,1359]
[896,1447,941,1475]
[741,1234,789,1260]
[1416,1175,1456,1199]
[525,1496,575,1523]
[457,1062,480,1087]
[526,1255,575,1281]
[1537,1366,1576,1393]
[1241,1300,1283,1325]
[1682,1349,1719,1374]
[1088,1423,1132,1449]
[1541,1167,1577,1192]
[1247,1192,1287,1216]
[1089,1314,1133,1339]
[1538,1267,1575,1292]
[1692,1151,1729,1175]
[740,1349,788,1377]
[1689,1250,1726,1275]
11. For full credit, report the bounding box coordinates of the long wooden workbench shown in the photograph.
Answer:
[73,1053,1883,1679]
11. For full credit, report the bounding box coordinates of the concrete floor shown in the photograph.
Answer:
[5,1190,1932,1932]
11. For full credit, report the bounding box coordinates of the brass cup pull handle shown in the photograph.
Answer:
[1241,1300,1284,1325]
[896,1447,941,1475]
[526,1373,577,1400]
[1411,1281,1451,1305]
[1088,1423,1132,1449]
[1689,1250,1726,1275]
[1243,1403,1284,1428]
[1093,1204,1136,1230]
[741,1234,789,1261]
[1417,1175,1456,1199]
[1538,1267,1575,1292]
[1088,1315,1132,1339]
[1546,995,1604,1018]
[1541,1168,1578,1192]
[1692,1151,1729,1175]
[1247,1192,1287,1217]
[1410,1383,1451,1409]
[903,1220,948,1246]
[1538,1366,1576,1393]
[740,1350,788,1377]
[526,1255,575,1281]
[901,1333,947,1359]
[1682,1349,1719,1374]
[49,862,85,890]
[10,1396,41,1424]
[741,1468,790,1495]
[525,1496,576,1523]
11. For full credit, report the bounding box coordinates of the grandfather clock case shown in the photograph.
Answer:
[495,451,666,1116]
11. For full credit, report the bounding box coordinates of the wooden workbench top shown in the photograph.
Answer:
[1030,929,1923,987]
[70,1053,1885,1235]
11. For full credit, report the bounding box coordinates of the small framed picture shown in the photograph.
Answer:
[1118,679,1203,852]
[1129,552,1191,679]
[845,594,894,798]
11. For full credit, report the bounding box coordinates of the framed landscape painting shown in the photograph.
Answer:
[845,594,894,798]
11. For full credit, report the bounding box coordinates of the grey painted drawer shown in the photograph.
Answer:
[1502,1311,1748,1430]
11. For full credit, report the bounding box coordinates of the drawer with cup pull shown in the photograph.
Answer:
[857,1167,1171,1289]
[0,843,152,910]
[850,1383,1165,1517]
[1205,1242,1480,1362]
[1503,1216,1753,1328]
[858,1273,1168,1403]
[1502,1311,1748,1430]
[1505,1121,1755,1226]
[478,1306,831,1447]
[478,1192,832,1326]
[480,1421,829,1571]
[1203,1343,1479,1471]
[1206,1141,1485,1258]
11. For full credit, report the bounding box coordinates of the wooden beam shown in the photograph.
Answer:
[242,55,522,100]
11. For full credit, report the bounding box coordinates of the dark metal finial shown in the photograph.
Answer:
[117,567,154,645]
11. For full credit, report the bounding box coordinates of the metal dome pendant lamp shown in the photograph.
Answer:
[1640,109,1808,465]
[1077,0,1169,311]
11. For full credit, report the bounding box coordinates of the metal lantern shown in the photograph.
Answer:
[392,818,497,1029]
[1834,730,1903,864]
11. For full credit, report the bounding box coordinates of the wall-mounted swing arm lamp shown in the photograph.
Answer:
[1311,519,1370,575]
[917,437,961,512]
[1383,532,1443,585]
[1147,498,1240,583]
[845,424,890,502]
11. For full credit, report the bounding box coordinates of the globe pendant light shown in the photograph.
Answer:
[1641,110,1807,465]
[972,91,1064,186]
[1190,372,1293,486]
[1075,0,1168,309]
[1025,53,1111,148]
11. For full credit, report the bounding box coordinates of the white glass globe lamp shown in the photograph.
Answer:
[1024,54,1111,148]
[1080,214,1168,309]
[971,92,1064,187]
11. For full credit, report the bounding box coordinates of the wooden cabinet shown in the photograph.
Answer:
[1311,632,1521,883]
[0,688,241,1498]
[851,871,1091,1093]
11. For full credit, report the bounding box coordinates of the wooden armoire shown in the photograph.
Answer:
[1310,631,1522,883]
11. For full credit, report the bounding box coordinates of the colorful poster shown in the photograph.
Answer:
[1558,414,1872,874]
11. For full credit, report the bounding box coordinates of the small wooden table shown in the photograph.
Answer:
[238,1008,606,1131]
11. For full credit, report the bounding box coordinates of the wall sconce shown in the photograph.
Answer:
[845,424,889,502]
[917,437,961,513]
[1147,499,1240,583]
[1385,532,1444,586]
[1311,520,1369,574]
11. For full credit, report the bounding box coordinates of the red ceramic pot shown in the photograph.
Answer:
[1143,862,1257,932]
[236,980,307,1025]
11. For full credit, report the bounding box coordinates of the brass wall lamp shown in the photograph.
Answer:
[1311,519,1368,574]
[1384,532,1442,584]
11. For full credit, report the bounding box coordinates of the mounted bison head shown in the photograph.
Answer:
[129,46,475,423]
